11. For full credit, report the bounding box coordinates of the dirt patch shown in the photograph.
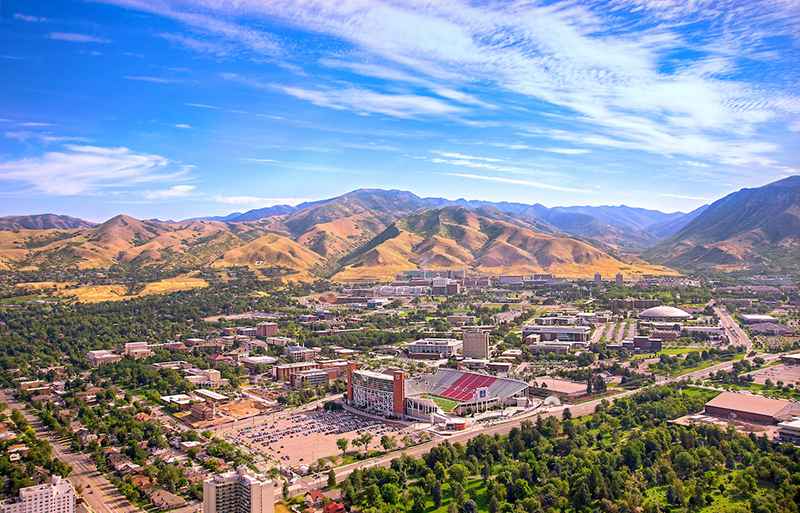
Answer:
[219,400,273,420]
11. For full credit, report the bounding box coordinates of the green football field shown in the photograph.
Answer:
[417,395,460,412]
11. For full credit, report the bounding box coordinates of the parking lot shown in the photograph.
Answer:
[231,410,417,468]
[748,363,800,386]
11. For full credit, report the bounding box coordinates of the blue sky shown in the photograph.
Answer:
[1,0,798,222]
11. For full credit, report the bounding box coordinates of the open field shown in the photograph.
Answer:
[52,275,208,302]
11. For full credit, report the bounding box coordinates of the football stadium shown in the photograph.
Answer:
[346,363,530,421]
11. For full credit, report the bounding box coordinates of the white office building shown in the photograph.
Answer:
[0,476,76,513]
[406,338,462,359]
[203,466,274,513]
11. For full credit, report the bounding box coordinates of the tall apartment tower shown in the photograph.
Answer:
[594,273,602,286]
[0,476,76,513]
[615,273,623,286]
[203,466,274,513]
[462,331,490,359]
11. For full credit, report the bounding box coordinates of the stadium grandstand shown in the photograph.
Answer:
[404,368,529,418]
[346,365,530,421]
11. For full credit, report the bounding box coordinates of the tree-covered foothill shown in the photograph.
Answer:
[338,383,800,513]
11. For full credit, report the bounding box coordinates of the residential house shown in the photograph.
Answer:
[147,489,187,511]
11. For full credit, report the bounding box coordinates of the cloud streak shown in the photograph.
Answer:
[0,145,190,195]
[215,195,308,206]
[47,32,111,43]
[142,185,196,199]
[101,0,799,173]
[438,172,594,193]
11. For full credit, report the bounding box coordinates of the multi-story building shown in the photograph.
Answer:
[406,338,462,359]
[609,298,662,310]
[446,315,476,326]
[85,350,122,367]
[462,331,490,359]
[594,273,602,286]
[0,476,76,513]
[203,466,274,513]
[236,327,258,337]
[273,361,320,380]
[289,368,338,388]
[124,342,152,359]
[255,323,278,337]
[191,401,215,421]
[283,346,320,361]
[615,273,623,285]
[522,325,591,343]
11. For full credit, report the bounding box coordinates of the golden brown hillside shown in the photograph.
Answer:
[334,207,676,281]
[213,233,325,269]
[0,204,677,283]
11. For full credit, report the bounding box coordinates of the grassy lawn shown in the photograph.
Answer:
[417,395,459,412]
[682,387,721,401]
[0,294,39,304]
[659,347,705,355]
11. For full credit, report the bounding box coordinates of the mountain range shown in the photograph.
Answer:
[0,176,797,280]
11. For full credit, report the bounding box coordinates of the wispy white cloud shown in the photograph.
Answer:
[123,76,182,83]
[434,151,503,162]
[15,13,44,22]
[104,0,797,173]
[5,131,91,143]
[438,172,593,193]
[279,85,467,119]
[0,55,24,60]
[215,195,308,206]
[185,103,219,109]
[239,158,279,163]
[142,185,196,199]
[47,32,111,43]
[660,193,711,201]
[172,124,192,129]
[0,145,190,195]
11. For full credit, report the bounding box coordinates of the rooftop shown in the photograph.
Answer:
[706,392,795,417]
[639,306,691,319]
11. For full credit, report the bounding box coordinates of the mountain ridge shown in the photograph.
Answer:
[643,176,800,271]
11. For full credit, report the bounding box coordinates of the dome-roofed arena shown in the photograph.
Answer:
[639,305,691,320]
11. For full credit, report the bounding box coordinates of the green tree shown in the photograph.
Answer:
[409,486,426,513]
[380,435,397,452]
[449,463,468,486]
[327,469,336,488]
[336,437,349,458]
[453,484,465,507]
[364,484,380,505]
[381,483,399,505]
[432,480,443,508]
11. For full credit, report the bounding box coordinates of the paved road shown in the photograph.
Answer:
[0,390,137,513]
[713,305,753,349]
